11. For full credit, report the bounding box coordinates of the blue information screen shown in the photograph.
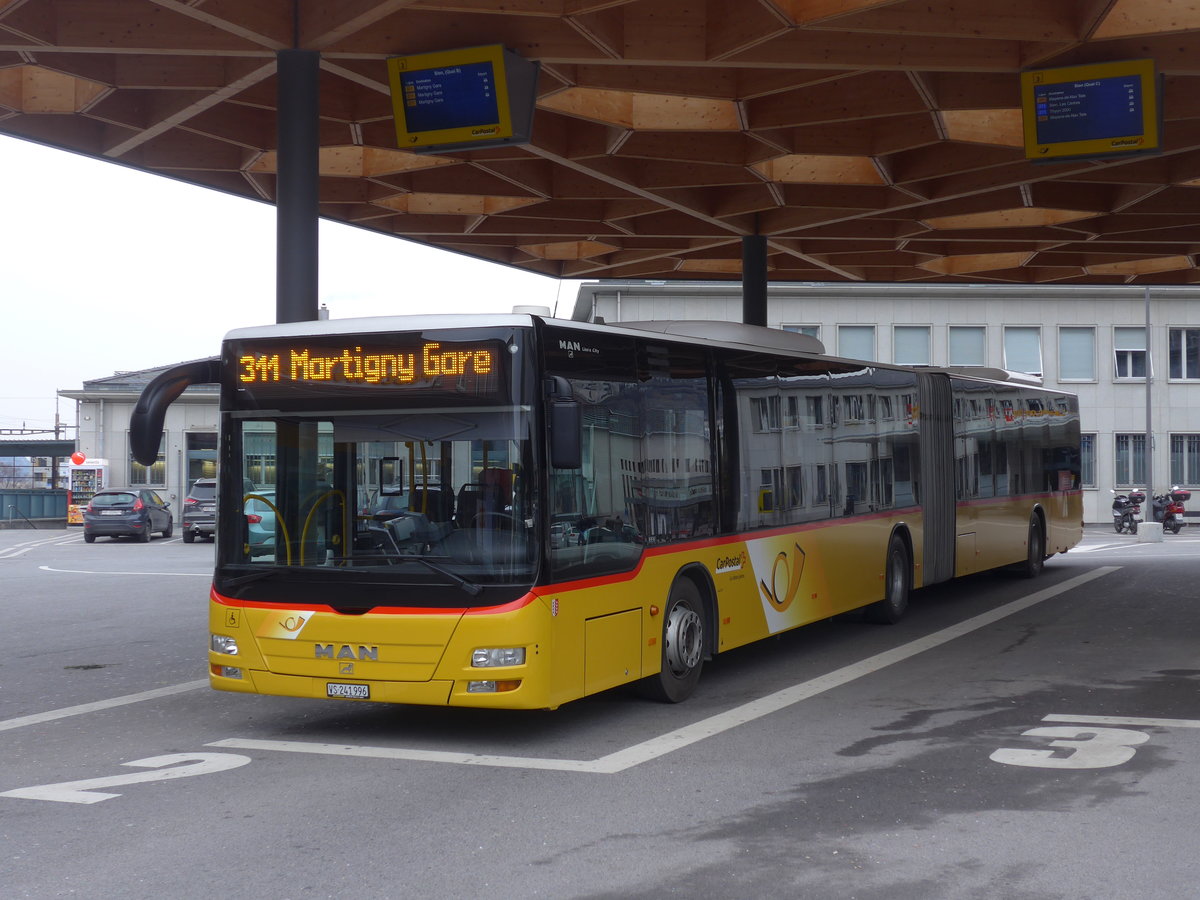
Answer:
[1034,74,1143,144]
[399,60,499,134]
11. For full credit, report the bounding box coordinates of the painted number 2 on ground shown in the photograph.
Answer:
[0,753,250,804]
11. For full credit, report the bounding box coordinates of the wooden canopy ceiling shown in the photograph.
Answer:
[4,0,1200,284]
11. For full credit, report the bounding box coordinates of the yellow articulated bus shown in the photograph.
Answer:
[131,314,1082,709]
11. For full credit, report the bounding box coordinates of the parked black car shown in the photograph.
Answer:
[83,488,173,543]
[182,477,217,543]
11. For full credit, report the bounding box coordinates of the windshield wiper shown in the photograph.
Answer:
[405,556,482,596]
[221,568,288,588]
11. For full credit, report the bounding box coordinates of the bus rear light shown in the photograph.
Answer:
[472,647,525,667]
[211,634,239,655]
[467,680,521,693]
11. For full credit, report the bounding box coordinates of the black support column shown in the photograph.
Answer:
[275,49,320,324]
[741,234,768,327]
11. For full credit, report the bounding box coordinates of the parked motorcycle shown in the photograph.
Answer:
[1150,487,1190,535]
[1111,489,1143,534]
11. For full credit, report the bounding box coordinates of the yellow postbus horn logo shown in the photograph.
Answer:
[759,543,806,612]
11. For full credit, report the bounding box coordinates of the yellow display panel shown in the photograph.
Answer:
[1021,59,1159,161]
[387,44,537,153]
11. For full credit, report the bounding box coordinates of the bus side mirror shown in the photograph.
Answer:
[546,376,582,469]
[130,357,220,465]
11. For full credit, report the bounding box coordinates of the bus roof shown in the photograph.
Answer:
[223,313,545,342]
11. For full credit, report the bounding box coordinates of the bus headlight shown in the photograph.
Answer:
[211,634,239,655]
[472,647,525,668]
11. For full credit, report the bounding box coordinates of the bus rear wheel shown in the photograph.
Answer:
[1019,518,1045,578]
[640,579,705,703]
[865,534,910,624]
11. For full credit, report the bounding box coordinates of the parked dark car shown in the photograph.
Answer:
[83,488,173,543]
[182,477,217,543]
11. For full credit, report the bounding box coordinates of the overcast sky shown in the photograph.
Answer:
[0,134,581,434]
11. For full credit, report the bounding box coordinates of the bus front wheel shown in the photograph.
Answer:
[865,534,910,624]
[640,579,705,703]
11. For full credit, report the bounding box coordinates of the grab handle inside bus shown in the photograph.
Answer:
[546,376,581,469]
[130,357,221,466]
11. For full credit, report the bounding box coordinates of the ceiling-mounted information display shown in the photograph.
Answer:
[386,44,539,154]
[1021,59,1160,162]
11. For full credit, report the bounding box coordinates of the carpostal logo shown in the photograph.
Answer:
[715,551,748,574]
[758,543,806,613]
[1111,137,1145,148]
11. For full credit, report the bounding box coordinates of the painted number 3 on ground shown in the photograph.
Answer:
[991,726,1149,769]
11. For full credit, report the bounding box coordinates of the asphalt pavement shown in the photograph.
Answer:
[1,526,1198,899]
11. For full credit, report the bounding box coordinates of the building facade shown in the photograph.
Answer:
[572,281,1200,526]
[59,363,219,509]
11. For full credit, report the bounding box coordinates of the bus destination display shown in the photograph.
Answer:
[232,340,499,397]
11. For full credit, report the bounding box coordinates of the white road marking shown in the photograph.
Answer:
[38,565,210,577]
[991,726,1149,769]
[0,753,251,804]
[0,680,208,733]
[0,533,82,559]
[212,567,1120,773]
[1044,713,1200,729]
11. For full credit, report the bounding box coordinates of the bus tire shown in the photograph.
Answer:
[640,578,705,703]
[865,533,910,624]
[1019,518,1045,578]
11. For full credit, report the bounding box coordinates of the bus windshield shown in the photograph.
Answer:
[214,328,537,607]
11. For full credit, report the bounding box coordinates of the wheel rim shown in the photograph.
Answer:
[663,602,703,678]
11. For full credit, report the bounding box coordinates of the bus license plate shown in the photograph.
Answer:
[327,682,369,700]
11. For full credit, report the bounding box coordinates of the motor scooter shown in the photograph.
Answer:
[1111,489,1143,534]
[1150,486,1190,534]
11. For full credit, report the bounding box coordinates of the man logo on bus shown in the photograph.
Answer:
[759,543,805,613]
[315,644,379,661]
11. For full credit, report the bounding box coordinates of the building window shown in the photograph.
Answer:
[786,465,804,508]
[1170,434,1200,486]
[1058,327,1096,381]
[759,468,783,511]
[784,395,800,429]
[948,326,986,366]
[893,325,931,365]
[838,325,875,361]
[751,396,781,431]
[806,395,824,426]
[1113,326,1148,379]
[1080,433,1096,488]
[129,434,165,486]
[782,324,820,341]
[1115,433,1147,487]
[814,465,829,503]
[1168,328,1200,380]
[1003,326,1042,376]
